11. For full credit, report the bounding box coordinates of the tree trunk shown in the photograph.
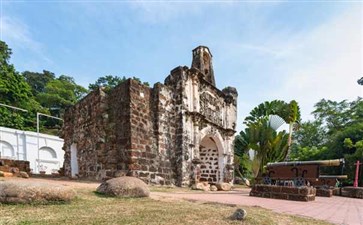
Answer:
[285,122,293,161]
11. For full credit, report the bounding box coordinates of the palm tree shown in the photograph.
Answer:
[280,100,301,160]
[241,118,289,178]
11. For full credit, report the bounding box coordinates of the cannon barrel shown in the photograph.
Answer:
[319,175,348,179]
[266,159,344,168]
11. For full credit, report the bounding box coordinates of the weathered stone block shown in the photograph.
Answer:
[283,186,299,194]
[271,193,288,200]
[249,185,316,202]
[341,187,363,199]
[316,188,333,197]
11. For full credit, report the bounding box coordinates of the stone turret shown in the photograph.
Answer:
[191,46,215,86]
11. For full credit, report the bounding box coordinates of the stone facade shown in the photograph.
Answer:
[62,46,237,186]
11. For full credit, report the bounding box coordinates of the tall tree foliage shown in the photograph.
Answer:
[292,98,363,185]
[37,75,87,117]
[23,70,55,96]
[0,41,43,130]
[89,75,127,91]
[89,75,150,92]
[0,41,88,132]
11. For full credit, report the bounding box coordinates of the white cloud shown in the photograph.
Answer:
[267,5,363,121]
[1,16,52,67]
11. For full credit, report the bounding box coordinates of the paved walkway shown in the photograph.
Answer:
[151,189,363,225]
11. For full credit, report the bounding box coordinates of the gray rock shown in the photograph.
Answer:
[210,185,218,191]
[19,171,29,179]
[216,182,232,191]
[96,176,150,197]
[230,208,247,220]
[150,176,165,185]
[191,182,210,191]
[0,181,76,204]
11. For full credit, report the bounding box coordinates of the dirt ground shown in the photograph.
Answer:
[0,176,100,189]
[1,177,361,225]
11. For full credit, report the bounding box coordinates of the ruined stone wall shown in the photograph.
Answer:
[62,88,108,178]
[62,47,238,186]
[126,80,173,184]
[164,66,188,186]
[104,81,131,176]
[62,79,179,183]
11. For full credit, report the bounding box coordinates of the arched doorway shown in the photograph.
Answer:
[37,147,59,174]
[0,140,15,159]
[199,136,220,183]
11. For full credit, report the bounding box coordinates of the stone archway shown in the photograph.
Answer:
[199,135,220,182]
[197,126,226,183]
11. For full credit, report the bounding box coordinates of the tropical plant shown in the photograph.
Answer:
[238,118,289,178]
[243,100,301,161]
[281,100,301,160]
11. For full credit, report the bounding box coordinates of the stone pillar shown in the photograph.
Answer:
[192,75,200,112]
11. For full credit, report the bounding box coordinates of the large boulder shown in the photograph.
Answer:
[191,182,210,191]
[216,182,232,191]
[0,181,76,204]
[96,176,150,197]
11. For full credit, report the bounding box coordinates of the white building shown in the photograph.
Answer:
[0,126,64,174]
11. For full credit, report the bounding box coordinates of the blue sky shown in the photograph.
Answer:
[1,1,362,131]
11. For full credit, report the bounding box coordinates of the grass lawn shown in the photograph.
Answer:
[0,184,332,225]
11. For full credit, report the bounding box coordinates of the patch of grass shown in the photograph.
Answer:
[0,185,333,225]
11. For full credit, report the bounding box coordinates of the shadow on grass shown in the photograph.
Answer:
[93,191,115,198]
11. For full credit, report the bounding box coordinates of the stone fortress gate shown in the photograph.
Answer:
[62,46,237,186]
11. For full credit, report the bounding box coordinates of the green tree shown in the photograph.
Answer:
[312,99,353,134]
[0,41,43,130]
[89,75,150,92]
[243,100,301,161]
[244,100,287,126]
[279,100,301,160]
[290,120,328,160]
[239,118,289,178]
[37,75,87,117]
[234,134,252,179]
[292,98,363,185]
[89,75,127,91]
[22,70,55,96]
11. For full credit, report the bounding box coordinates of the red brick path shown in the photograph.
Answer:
[151,189,363,225]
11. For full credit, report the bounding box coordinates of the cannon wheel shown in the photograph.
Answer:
[294,177,305,187]
[263,176,272,185]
